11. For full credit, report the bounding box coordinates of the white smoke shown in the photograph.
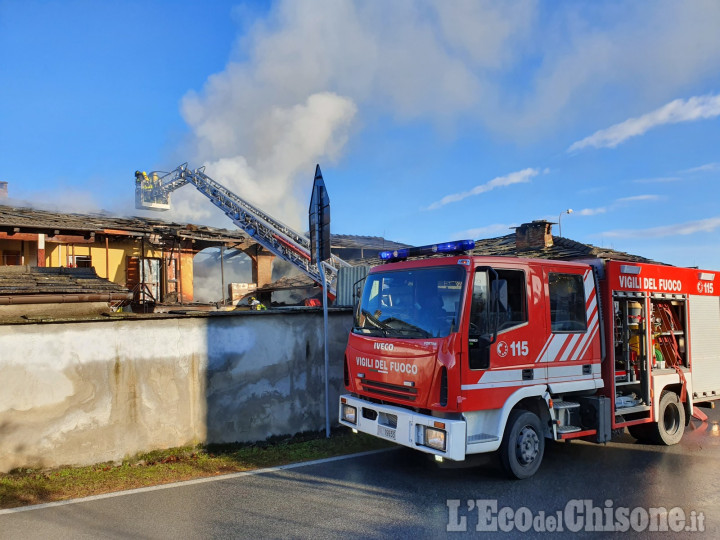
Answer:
[168,91,356,230]
[162,0,720,229]
[5,190,105,215]
[165,0,533,228]
[193,248,253,303]
[202,93,355,227]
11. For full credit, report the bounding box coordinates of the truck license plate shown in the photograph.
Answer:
[377,425,396,440]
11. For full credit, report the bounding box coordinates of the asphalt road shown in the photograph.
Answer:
[2,408,720,539]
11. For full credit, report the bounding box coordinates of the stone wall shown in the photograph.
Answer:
[0,309,352,472]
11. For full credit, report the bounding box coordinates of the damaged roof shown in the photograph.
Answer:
[0,204,252,246]
[329,234,410,250]
[0,266,132,297]
[354,233,659,267]
[0,204,409,252]
[470,233,659,263]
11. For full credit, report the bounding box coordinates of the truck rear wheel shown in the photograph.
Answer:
[499,409,545,479]
[650,391,685,445]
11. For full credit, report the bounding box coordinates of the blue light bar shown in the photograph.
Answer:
[436,239,476,253]
[379,248,409,261]
[379,239,475,262]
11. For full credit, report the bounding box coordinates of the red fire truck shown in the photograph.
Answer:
[339,240,720,478]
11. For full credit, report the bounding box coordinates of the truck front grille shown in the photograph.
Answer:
[360,379,418,402]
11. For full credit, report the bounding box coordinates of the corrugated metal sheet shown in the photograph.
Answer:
[336,265,371,306]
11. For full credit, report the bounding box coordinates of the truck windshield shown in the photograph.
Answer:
[353,266,466,339]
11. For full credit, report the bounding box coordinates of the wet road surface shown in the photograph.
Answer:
[2,407,719,538]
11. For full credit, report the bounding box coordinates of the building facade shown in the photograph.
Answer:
[0,205,266,305]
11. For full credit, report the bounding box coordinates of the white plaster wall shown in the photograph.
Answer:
[0,310,352,472]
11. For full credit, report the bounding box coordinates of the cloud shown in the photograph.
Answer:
[602,216,720,238]
[616,195,661,203]
[501,2,720,138]
[679,162,720,174]
[577,207,608,216]
[577,194,660,216]
[427,168,539,210]
[629,163,718,186]
[568,94,720,152]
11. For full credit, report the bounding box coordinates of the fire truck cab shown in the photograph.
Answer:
[339,241,720,479]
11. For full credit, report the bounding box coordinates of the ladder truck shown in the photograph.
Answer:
[134,164,349,297]
[338,239,720,478]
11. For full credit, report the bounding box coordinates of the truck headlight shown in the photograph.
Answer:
[423,426,446,452]
[341,404,357,424]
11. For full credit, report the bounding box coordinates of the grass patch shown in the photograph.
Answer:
[0,428,391,510]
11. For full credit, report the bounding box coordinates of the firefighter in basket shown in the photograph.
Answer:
[248,296,267,310]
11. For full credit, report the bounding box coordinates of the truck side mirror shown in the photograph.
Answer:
[353,276,367,321]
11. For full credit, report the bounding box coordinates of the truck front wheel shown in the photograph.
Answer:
[500,409,545,479]
[650,391,685,445]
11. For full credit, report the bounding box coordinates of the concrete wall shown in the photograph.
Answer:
[0,309,352,473]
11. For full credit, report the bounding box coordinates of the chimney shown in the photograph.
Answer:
[0,182,7,200]
[515,220,554,250]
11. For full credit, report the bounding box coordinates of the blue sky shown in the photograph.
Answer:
[2,0,719,270]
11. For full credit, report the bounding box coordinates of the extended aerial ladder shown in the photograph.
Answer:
[134,163,349,297]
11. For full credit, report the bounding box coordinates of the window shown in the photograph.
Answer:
[493,269,527,331]
[468,268,527,370]
[469,268,527,336]
[73,256,93,268]
[353,266,465,339]
[549,273,587,332]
